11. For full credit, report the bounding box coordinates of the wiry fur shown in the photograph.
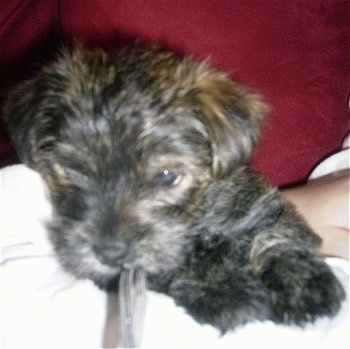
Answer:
[3,47,344,332]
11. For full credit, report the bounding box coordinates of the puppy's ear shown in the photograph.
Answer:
[2,74,59,169]
[192,67,268,177]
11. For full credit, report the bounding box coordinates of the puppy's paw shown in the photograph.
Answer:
[260,250,345,325]
[168,273,272,332]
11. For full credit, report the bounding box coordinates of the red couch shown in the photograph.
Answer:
[0,0,349,186]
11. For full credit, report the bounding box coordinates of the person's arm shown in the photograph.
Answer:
[281,170,349,260]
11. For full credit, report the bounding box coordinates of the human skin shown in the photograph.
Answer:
[282,170,349,260]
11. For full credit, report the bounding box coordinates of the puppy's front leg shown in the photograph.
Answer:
[167,178,345,332]
[223,172,345,326]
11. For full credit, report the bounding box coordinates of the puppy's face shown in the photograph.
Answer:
[4,48,267,289]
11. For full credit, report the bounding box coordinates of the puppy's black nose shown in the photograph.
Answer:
[93,241,129,266]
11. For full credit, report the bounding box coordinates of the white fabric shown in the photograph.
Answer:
[1,136,349,348]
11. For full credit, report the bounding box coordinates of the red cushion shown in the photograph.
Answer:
[1,0,349,185]
[0,0,60,166]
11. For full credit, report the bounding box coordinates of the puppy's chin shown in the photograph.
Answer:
[59,251,123,291]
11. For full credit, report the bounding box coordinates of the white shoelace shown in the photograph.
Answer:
[118,268,147,348]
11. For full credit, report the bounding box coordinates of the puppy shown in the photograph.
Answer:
[3,46,344,332]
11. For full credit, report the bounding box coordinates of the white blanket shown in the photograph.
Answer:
[1,140,349,348]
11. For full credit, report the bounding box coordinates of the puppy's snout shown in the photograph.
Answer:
[93,240,130,266]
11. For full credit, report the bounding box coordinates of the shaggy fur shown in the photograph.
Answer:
[3,47,345,332]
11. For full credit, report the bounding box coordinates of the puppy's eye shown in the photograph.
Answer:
[155,170,182,187]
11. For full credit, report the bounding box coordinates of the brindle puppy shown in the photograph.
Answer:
[3,47,344,332]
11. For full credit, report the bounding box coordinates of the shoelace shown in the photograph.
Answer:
[118,267,147,348]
